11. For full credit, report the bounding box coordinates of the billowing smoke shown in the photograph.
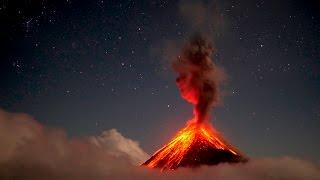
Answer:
[173,34,225,123]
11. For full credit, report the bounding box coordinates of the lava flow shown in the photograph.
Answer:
[142,120,247,170]
[142,35,247,170]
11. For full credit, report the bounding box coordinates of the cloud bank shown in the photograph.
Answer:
[0,109,319,179]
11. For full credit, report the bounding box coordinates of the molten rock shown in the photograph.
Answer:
[142,121,247,170]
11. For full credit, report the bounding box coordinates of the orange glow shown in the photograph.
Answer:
[143,119,240,170]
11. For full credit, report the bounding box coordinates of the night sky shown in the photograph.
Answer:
[1,0,320,162]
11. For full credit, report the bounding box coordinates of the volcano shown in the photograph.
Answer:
[142,35,248,170]
[142,120,247,170]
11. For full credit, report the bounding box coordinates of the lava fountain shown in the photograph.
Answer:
[142,34,248,170]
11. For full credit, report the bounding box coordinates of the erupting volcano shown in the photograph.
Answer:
[142,35,248,170]
[143,120,247,170]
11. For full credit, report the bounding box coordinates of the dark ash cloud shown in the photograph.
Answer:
[173,34,226,123]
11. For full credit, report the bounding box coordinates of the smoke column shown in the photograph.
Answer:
[173,34,225,124]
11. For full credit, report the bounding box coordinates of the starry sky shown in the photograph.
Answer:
[1,0,319,162]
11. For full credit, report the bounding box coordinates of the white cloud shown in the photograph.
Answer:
[90,129,149,164]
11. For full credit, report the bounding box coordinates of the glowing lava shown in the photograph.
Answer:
[142,120,247,170]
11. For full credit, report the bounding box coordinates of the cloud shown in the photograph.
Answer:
[0,109,319,179]
[90,129,149,164]
[0,109,148,179]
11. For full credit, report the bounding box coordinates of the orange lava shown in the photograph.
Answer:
[144,120,239,170]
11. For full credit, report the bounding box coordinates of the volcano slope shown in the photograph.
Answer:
[142,122,248,170]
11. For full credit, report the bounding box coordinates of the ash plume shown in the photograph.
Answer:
[173,34,226,123]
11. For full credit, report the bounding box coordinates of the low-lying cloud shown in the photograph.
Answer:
[0,109,319,179]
